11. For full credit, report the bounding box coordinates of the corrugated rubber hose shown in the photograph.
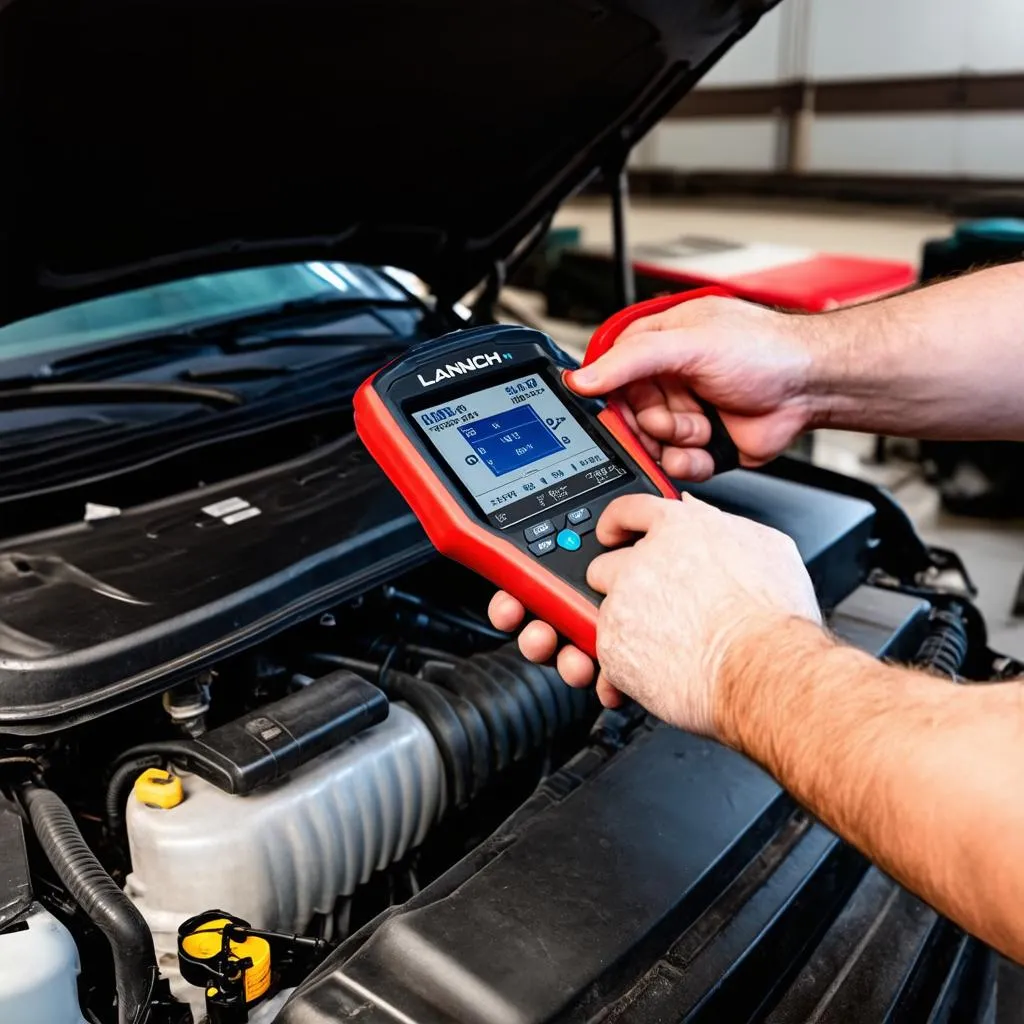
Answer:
[307,642,595,808]
[22,785,157,1024]
[914,605,970,680]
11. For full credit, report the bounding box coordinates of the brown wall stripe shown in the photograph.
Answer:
[668,73,1024,119]
[622,169,1024,211]
[670,83,804,118]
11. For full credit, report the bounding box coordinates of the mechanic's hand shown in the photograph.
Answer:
[489,295,818,700]
[570,295,817,481]
[489,493,821,733]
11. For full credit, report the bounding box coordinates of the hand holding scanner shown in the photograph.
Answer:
[354,288,739,658]
[586,288,740,476]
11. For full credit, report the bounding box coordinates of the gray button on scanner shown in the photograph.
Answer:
[524,520,555,543]
[529,536,557,556]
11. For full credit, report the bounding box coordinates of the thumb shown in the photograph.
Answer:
[568,330,700,396]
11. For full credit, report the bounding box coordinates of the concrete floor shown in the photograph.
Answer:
[511,197,1024,661]
[553,195,951,263]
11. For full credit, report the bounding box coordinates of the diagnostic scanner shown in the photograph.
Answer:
[354,288,739,658]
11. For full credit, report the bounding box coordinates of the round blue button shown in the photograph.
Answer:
[556,529,582,552]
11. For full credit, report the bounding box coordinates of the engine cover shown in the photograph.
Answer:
[0,437,429,734]
[282,724,792,1024]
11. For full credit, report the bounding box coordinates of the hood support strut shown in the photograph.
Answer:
[609,163,636,310]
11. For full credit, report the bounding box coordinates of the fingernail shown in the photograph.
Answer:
[570,367,596,388]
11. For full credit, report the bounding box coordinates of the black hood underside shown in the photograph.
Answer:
[0,0,777,326]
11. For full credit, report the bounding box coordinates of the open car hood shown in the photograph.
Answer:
[0,0,777,327]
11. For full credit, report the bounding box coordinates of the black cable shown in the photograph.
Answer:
[382,586,511,642]
[608,163,636,308]
[377,642,400,688]
[105,754,165,839]
[107,739,231,790]
[493,297,546,333]
[22,785,157,1024]
[304,652,384,684]
[471,260,507,324]
[504,212,555,283]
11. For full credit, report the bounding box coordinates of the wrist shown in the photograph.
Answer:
[713,615,836,760]
[787,312,852,431]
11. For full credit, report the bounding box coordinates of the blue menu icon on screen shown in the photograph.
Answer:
[458,407,564,477]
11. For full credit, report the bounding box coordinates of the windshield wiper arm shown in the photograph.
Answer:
[0,381,243,411]
[3,297,418,385]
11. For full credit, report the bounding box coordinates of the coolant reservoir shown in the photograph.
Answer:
[0,904,89,1024]
[125,704,444,1011]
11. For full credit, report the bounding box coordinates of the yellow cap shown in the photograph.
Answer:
[181,919,272,1003]
[133,768,184,809]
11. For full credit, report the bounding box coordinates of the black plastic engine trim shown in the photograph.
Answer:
[278,587,982,1024]
[0,449,878,735]
[0,437,432,734]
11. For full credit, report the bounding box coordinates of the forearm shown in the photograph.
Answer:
[800,261,1024,440]
[717,618,1024,962]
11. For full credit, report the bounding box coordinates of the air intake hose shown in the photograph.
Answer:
[423,648,592,773]
[311,643,594,807]
[22,785,157,1024]
[914,605,970,679]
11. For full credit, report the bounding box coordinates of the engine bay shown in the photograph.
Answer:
[3,554,600,1023]
[0,426,1013,1023]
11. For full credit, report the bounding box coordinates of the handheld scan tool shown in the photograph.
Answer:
[354,287,739,657]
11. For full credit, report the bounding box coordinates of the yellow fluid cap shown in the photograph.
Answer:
[181,919,272,1003]
[239,935,272,1003]
[133,767,183,809]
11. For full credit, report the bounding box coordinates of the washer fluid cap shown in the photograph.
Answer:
[133,767,184,809]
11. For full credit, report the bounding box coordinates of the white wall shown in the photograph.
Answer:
[701,4,788,85]
[806,113,1024,177]
[806,116,960,175]
[637,0,1024,179]
[803,0,1024,177]
[962,115,1024,177]
[970,0,1024,73]
[646,120,781,172]
[808,0,969,80]
[809,0,1024,78]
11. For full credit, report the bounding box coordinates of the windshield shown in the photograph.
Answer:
[0,262,388,364]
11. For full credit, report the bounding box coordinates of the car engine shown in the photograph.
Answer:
[0,390,1017,1023]
[0,539,601,1021]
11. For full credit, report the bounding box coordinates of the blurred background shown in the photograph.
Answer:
[628,0,1023,198]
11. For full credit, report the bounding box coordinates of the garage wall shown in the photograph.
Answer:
[637,0,1024,182]
[639,120,781,172]
[635,2,794,173]
[702,3,789,86]
[805,0,1024,178]
[805,113,1024,178]
[808,0,1024,78]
